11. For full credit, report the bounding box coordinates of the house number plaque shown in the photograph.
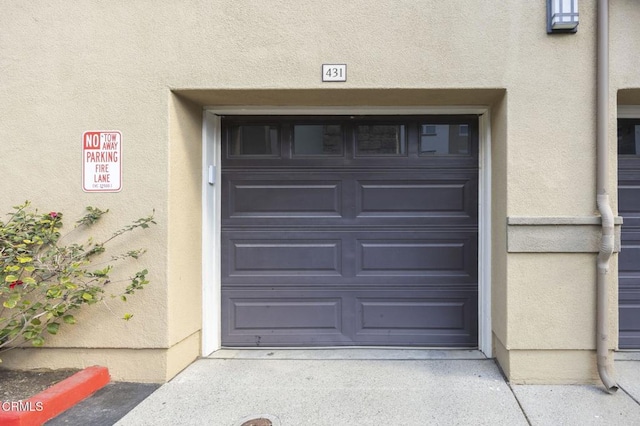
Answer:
[322,64,347,82]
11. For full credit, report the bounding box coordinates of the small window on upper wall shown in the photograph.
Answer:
[618,119,640,156]
[229,125,279,156]
[293,125,343,156]
[419,123,470,155]
[355,125,406,155]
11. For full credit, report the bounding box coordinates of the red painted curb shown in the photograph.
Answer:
[0,366,110,426]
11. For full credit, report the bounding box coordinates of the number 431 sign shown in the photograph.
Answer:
[322,64,347,82]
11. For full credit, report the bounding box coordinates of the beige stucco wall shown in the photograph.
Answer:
[167,95,203,348]
[490,93,509,370]
[2,1,640,383]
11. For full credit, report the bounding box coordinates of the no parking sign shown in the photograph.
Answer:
[82,131,122,192]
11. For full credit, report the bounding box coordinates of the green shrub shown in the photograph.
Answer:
[0,201,155,361]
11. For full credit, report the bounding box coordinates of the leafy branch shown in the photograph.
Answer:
[0,202,155,361]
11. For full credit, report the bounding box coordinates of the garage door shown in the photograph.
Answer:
[221,116,478,347]
[619,118,640,349]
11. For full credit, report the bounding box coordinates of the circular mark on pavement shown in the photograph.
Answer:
[241,419,271,426]
[235,414,281,426]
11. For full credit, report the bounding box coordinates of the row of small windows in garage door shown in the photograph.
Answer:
[223,117,476,158]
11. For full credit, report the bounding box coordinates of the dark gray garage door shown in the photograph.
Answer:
[221,116,478,347]
[619,118,640,349]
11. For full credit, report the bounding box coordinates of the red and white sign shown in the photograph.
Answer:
[82,131,122,192]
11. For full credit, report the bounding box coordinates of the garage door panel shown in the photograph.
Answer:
[357,179,475,219]
[223,231,477,284]
[620,233,640,278]
[223,291,353,346]
[355,291,477,346]
[619,184,640,228]
[227,179,343,218]
[358,300,466,330]
[620,335,640,349]
[222,289,477,347]
[229,298,343,330]
[222,233,350,279]
[227,239,343,276]
[621,277,640,291]
[618,184,640,211]
[223,171,477,226]
[620,306,640,332]
[619,291,640,349]
[356,238,476,278]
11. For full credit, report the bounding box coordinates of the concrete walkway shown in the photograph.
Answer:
[115,350,640,426]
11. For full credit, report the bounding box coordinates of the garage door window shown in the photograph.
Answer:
[229,125,279,156]
[355,125,406,155]
[420,124,471,155]
[619,119,640,155]
[293,125,343,156]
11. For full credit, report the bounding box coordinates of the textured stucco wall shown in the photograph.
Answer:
[490,93,509,364]
[612,0,640,93]
[2,0,640,382]
[167,95,203,347]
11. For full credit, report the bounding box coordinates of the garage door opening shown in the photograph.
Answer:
[219,115,479,347]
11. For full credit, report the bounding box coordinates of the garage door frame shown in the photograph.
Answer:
[201,106,493,357]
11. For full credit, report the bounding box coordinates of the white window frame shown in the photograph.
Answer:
[202,106,492,358]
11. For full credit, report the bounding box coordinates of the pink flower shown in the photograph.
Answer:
[9,280,23,289]
[49,212,58,219]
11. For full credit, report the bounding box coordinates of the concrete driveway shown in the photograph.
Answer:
[115,350,640,426]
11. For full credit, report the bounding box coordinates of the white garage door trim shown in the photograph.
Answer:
[201,106,492,357]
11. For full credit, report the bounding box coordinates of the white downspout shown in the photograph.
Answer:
[596,0,619,394]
